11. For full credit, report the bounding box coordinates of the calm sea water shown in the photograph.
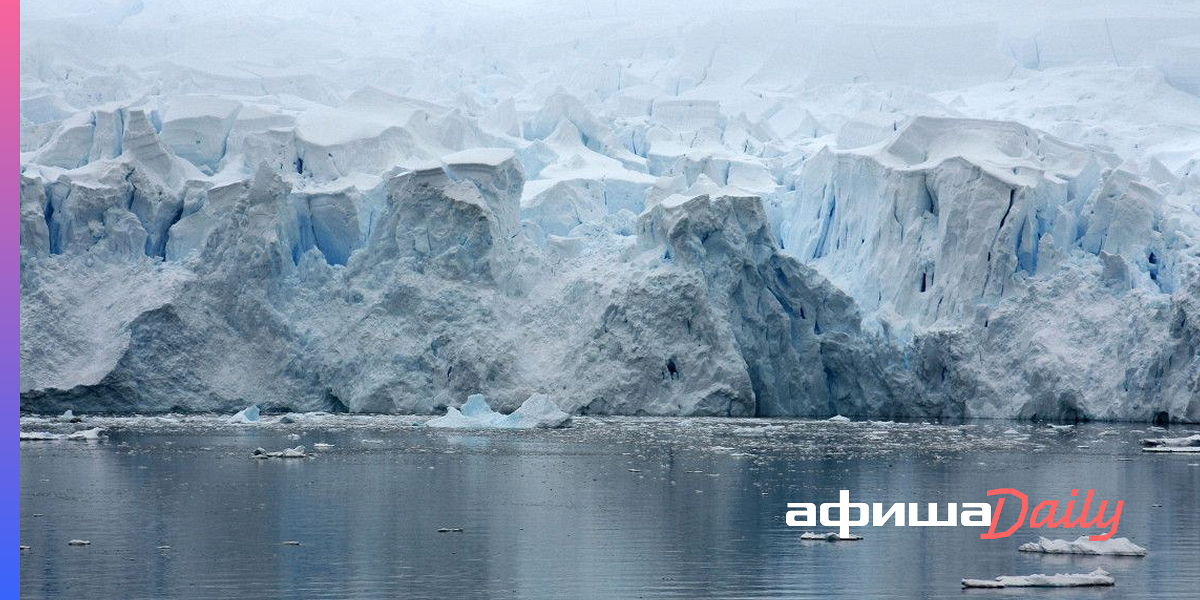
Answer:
[19,416,1200,599]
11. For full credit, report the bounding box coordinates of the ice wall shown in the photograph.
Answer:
[18,0,1200,421]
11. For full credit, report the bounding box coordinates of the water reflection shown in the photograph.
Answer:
[20,420,1200,599]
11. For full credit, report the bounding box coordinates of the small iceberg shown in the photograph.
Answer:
[962,569,1114,588]
[427,394,571,429]
[1018,536,1146,556]
[228,405,261,424]
[57,410,82,423]
[800,531,862,541]
[252,446,307,459]
[67,539,91,546]
[826,415,851,423]
[66,427,104,441]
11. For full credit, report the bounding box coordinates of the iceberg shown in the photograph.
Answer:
[427,394,571,429]
[962,569,1114,588]
[1018,536,1147,556]
[228,405,261,424]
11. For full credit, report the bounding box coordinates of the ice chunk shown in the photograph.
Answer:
[427,407,491,429]
[57,410,81,422]
[20,431,63,441]
[800,531,863,541]
[228,405,261,424]
[962,569,1114,588]
[1018,536,1146,556]
[66,427,104,441]
[827,415,851,423]
[1141,434,1200,447]
[251,446,307,459]
[459,394,498,419]
[1143,446,1200,453]
[67,540,91,546]
[495,394,572,429]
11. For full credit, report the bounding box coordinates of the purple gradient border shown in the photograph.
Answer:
[10,0,22,593]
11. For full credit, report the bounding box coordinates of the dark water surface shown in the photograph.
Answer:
[19,416,1200,599]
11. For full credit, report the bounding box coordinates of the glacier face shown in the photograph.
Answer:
[19,0,1200,421]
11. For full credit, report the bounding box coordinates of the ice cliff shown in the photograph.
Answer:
[18,0,1200,421]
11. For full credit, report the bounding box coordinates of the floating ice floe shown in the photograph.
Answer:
[426,394,571,429]
[1143,447,1200,453]
[1141,434,1200,448]
[21,427,105,441]
[312,443,334,450]
[20,431,63,441]
[962,569,1114,588]
[228,405,261,424]
[66,427,104,441]
[826,415,851,423]
[252,446,307,459]
[67,540,91,546]
[1018,536,1147,556]
[800,531,863,541]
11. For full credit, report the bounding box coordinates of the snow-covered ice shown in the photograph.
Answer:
[1018,536,1147,556]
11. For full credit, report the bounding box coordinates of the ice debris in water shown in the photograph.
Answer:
[800,531,863,541]
[67,540,91,546]
[252,446,307,459]
[826,415,851,423]
[1018,536,1147,556]
[426,394,571,429]
[962,569,1114,588]
[228,405,261,424]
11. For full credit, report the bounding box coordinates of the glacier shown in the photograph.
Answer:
[18,0,1200,422]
